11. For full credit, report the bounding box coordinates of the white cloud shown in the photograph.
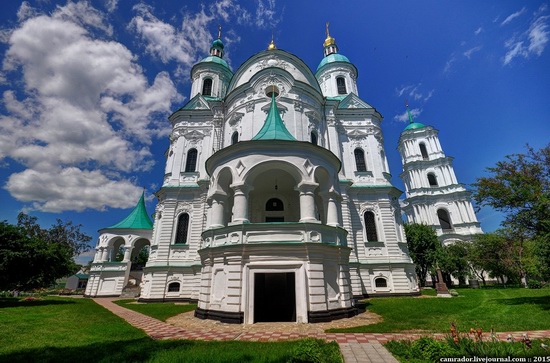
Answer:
[503,5,549,65]
[474,27,483,35]
[105,0,118,13]
[394,108,422,123]
[501,7,527,26]
[395,84,434,102]
[443,54,457,74]
[255,0,280,28]
[17,1,41,22]
[1,2,180,213]
[464,45,482,59]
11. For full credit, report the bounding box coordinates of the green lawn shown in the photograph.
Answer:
[0,297,341,363]
[114,299,197,321]
[328,287,550,334]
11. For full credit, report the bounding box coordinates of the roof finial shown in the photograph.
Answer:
[268,31,277,50]
[323,21,336,49]
[218,25,222,39]
[326,21,330,37]
[405,99,414,124]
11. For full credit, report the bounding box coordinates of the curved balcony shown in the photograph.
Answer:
[201,222,348,249]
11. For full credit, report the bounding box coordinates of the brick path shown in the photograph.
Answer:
[93,298,550,363]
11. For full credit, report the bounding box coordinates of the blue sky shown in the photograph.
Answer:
[1,1,549,264]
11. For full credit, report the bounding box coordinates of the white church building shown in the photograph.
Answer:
[84,28,477,324]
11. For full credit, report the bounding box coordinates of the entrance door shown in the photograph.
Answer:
[254,272,296,322]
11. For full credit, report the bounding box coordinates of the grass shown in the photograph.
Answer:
[113,299,197,321]
[0,297,341,363]
[328,287,550,334]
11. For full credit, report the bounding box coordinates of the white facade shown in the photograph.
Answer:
[398,123,483,245]
[87,32,419,323]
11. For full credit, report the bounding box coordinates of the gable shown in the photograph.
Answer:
[182,94,211,110]
[337,93,373,109]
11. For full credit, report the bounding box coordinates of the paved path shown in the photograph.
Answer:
[93,298,550,363]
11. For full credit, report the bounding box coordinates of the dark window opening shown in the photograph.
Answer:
[355,149,367,172]
[364,211,379,242]
[184,149,198,172]
[311,132,318,145]
[266,198,284,211]
[168,282,180,292]
[375,278,387,288]
[336,77,347,94]
[175,213,189,244]
[428,173,438,187]
[437,209,452,231]
[419,143,429,160]
[231,132,239,145]
[202,78,212,96]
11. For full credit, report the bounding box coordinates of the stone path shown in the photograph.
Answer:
[93,298,550,363]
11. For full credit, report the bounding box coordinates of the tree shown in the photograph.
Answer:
[438,242,470,286]
[404,223,440,287]
[0,214,92,291]
[472,144,550,281]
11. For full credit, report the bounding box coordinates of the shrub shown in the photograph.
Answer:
[410,337,455,361]
[527,280,545,289]
[288,338,342,363]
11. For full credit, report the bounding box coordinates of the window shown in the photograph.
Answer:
[336,77,347,94]
[231,131,239,145]
[364,211,378,242]
[168,282,180,292]
[184,149,198,172]
[310,131,318,145]
[437,209,452,230]
[419,143,429,160]
[202,78,212,96]
[375,278,387,288]
[428,173,438,187]
[265,198,284,211]
[354,148,367,172]
[175,213,189,244]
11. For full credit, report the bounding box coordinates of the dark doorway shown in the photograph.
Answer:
[254,272,296,322]
[265,216,284,222]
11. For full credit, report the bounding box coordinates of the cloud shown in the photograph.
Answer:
[474,27,483,35]
[503,5,549,65]
[501,7,526,26]
[394,108,422,123]
[443,54,457,74]
[1,2,181,212]
[464,45,482,59]
[395,84,434,102]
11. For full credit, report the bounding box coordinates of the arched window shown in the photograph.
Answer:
[175,213,189,244]
[375,277,387,288]
[336,77,347,94]
[168,282,180,292]
[364,211,378,242]
[310,131,318,145]
[419,142,429,160]
[202,78,212,96]
[354,148,367,172]
[428,173,438,187]
[437,209,452,231]
[231,132,239,145]
[265,198,284,211]
[184,148,198,172]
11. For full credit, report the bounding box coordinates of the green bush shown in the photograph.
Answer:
[527,280,545,289]
[288,338,342,363]
[410,337,455,361]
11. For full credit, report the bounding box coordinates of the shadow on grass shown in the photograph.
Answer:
[0,338,286,363]
[0,298,76,308]
[494,296,550,311]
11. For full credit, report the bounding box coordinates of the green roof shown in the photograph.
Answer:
[199,55,231,71]
[404,122,426,131]
[316,53,351,72]
[212,38,224,49]
[104,192,153,230]
[252,95,296,141]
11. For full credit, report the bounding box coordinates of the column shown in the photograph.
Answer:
[122,245,133,262]
[296,182,319,223]
[94,247,102,262]
[230,183,251,224]
[321,190,341,227]
[208,193,227,229]
[101,247,109,262]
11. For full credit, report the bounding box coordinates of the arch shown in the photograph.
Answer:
[437,209,453,231]
[336,76,347,94]
[364,211,379,242]
[310,131,318,145]
[167,282,180,292]
[419,142,429,160]
[109,237,125,262]
[130,238,151,270]
[354,148,367,172]
[231,131,239,145]
[374,277,387,288]
[185,148,198,172]
[265,198,284,211]
[175,213,190,244]
[428,173,438,187]
[242,160,304,185]
[202,78,213,96]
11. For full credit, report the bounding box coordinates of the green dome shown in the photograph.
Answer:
[104,193,153,230]
[212,38,224,49]
[199,55,230,70]
[316,53,350,72]
[404,122,426,131]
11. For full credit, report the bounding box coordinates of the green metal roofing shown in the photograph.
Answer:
[199,56,231,71]
[212,38,224,49]
[104,192,153,230]
[316,53,351,72]
[252,95,296,141]
[404,122,427,131]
